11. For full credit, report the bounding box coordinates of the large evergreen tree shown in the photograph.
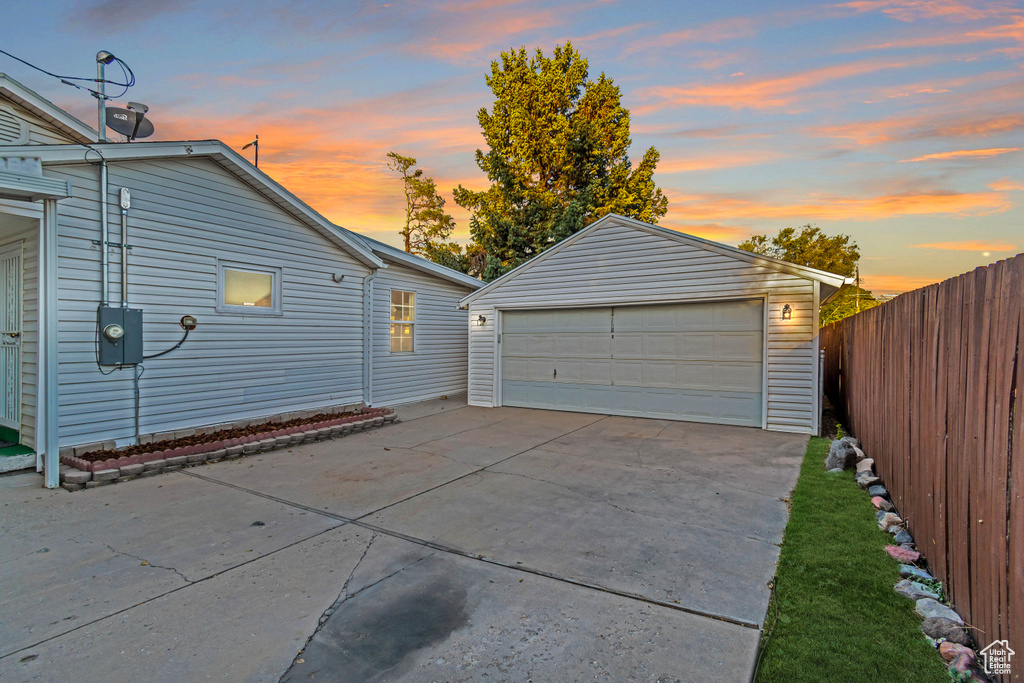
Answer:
[387,151,457,256]
[454,43,667,281]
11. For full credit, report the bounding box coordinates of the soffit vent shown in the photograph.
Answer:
[0,106,27,145]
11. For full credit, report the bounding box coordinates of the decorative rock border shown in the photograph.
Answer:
[826,437,992,683]
[57,407,398,493]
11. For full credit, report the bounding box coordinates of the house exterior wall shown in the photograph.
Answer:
[467,218,821,434]
[371,258,472,406]
[0,214,39,448]
[47,157,372,447]
[0,97,79,145]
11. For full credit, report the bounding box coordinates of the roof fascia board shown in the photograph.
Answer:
[374,248,482,289]
[0,74,99,144]
[4,140,385,269]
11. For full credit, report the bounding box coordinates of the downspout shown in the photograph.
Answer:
[362,270,376,407]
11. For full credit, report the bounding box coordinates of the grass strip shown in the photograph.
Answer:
[755,436,949,682]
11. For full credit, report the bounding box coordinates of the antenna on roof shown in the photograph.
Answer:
[243,135,259,167]
[105,102,155,141]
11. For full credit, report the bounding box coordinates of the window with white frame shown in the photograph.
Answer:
[216,261,282,314]
[390,290,415,352]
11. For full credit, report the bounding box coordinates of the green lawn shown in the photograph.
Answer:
[755,437,949,682]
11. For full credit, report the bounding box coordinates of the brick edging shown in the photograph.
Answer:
[58,407,396,491]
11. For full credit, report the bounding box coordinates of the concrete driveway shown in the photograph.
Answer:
[0,397,807,682]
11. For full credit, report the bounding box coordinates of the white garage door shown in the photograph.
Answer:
[500,300,764,427]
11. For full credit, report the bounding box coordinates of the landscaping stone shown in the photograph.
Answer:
[226,444,245,457]
[208,449,227,461]
[851,445,867,462]
[855,458,874,474]
[60,482,84,492]
[840,436,861,449]
[257,438,276,452]
[825,438,858,470]
[900,543,916,551]
[916,598,963,624]
[166,455,188,467]
[186,452,206,464]
[868,484,888,497]
[242,442,261,454]
[894,579,940,601]
[143,460,167,473]
[826,467,844,474]
[119,463,145,477]
[921,617,971,646]
[939,642,973,663]
[871,496,894,511]
[856,474,880,488]
[885,545,920,562]
[92,468,120,482]
[893,529,914,544]
[878,512,902,529]
[63,469,91,485]
[85,480,112,488]
[900,564,933,581]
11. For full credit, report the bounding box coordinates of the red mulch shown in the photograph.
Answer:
[77,410,361,463]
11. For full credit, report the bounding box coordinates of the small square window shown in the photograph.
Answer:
[217,261,282,315]
[390,290,415,352]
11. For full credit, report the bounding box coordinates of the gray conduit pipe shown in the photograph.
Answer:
[100,161,109,305]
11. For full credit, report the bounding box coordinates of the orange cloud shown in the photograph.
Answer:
[910,240,1018,250]
[625,16,758,52]
[860,273,942,294]
[989,178,1024,191]
[655,150,781,174]
[663,188,1012,223]
[835,0,1015,23]
[658,221,752,242]
[637,59,920,111]
[899,146,1021,162]
[809,112,1024,146]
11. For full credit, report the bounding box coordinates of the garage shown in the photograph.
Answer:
[461,214,849,434]
[500,301,764,426]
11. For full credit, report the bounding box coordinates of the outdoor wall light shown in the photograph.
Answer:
[474,314,487,326]
[782,304,793,320]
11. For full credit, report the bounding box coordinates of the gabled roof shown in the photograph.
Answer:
[346,231,482,289]
[459,213,853,307]
[2,139,384,269]
[0,73,99,145]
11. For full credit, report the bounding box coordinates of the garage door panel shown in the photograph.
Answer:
[716,333,762,361]
[554,334,583,357]
[611,360,644,386]
[502,300,764,427]
[581,360,612,385]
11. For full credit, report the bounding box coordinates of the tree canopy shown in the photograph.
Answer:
[386,151,457,256]
[738,225,875,325]
[454,43,667,281]
[738,225,860,277]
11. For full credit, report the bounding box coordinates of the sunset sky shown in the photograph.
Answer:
[3,0,1022,293]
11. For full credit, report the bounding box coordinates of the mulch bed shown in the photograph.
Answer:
[75,409,363,464]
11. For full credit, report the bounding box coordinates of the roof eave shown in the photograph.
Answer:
[0,74,99,144]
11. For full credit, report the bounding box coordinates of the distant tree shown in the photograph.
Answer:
[738,225,860,277]
[819,286,880,326]
[454,42,668,281]
[387,151,457,256]
[739,225,876,325]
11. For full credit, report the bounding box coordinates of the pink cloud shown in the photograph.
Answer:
[899,146,1021,162]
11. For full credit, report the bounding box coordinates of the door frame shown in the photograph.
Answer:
[495,294,769,428]
[0,239,24,432]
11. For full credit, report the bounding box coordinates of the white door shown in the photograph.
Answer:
[501,300,764,427]
[0,244,22,430]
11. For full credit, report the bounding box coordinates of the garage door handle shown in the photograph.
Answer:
[553,368,557,378]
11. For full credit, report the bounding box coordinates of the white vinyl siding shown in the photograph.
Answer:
[468,217,821,434]
[46,157,371,447]
[372,260,472,406]
[0,96,82,145]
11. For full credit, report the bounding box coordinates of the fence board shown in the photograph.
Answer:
[822,254,1022,681]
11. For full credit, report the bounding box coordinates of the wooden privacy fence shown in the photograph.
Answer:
[821,254,1022,670]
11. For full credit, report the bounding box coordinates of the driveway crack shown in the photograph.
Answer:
[103,543,192,583]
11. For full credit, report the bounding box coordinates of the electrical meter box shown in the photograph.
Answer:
[98,305,144,365]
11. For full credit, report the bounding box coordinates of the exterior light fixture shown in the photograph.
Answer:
[782,304,792,320]
[474,314,487,326]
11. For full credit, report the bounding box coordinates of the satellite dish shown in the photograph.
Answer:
[105,107,155,141]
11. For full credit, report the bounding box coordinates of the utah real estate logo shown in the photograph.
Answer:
[979,640,1014,677]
